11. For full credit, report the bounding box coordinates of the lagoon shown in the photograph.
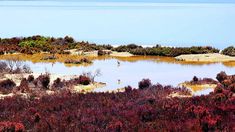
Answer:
[13,56,234,95]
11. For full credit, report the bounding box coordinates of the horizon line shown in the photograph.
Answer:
[1,0,235,3]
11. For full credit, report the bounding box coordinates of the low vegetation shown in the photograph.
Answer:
[52,75,91,90]
[1,73,92,96]
[187,76,218,85]
[114,44,220,57]
[0,72,234,131]
[64,57,92,64]
[0,36,112,55]
[222,46,235,56]
[0,36,224,57]
[0,79,16,94]
[138,78,152,89]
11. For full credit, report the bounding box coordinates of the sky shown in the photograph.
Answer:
[1,0,235,3]
[1,0,235,48]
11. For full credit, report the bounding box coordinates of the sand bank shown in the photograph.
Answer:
[66,49,133,57]
[73,82,106,93]
[175,53,235,62]
[110,51,133,57]
[168,92,192,98]
[179,83,217,94]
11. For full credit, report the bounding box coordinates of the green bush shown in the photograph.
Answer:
[114,44,142,52]
[222,46,235,56]
[19,36,49,48]
[114,45,219,57]
[19,40,35,47]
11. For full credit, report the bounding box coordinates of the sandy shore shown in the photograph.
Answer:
[109,51,133,57]
[66,49,133,57]
[175,53,235,62]
[3,73,81,86]
[168,92,192,98]
[73,82,106,93]
[179,83,217,94]
[106,87,126,93]
[1,73,106,92]
[0,73,107,99]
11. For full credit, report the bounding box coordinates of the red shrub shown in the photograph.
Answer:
[213,93,227,102]
[27,75,34,82]
[78,75,91,85]
[216,71,227,83]
[228,83,235,93]
[106,120,123,131]
[0,121,25,132]
[0,72,234,131]
[34,74,50,89]
[0,79,16,94]
[17,78,30,93]
[201,116,222,131]
[51,78,64,89]
[138,79,152,89]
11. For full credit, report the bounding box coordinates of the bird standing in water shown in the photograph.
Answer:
[117,61,120,67]
[118,79,121,84]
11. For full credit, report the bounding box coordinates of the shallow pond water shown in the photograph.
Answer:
[14,56,235,95]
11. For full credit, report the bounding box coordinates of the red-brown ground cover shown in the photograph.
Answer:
[0,72,234,131]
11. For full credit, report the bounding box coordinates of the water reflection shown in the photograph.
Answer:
[0,54,234,95]
[1,53,235,67]
[3,57,232,93]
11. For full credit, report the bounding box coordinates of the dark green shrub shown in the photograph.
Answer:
[64,36,75,43]
[115,45,219,57]
[222,46,235,56]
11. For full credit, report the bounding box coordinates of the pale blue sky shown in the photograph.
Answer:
[1,0,235,3]
[0,0,235,48]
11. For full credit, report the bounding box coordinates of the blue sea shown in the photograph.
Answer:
[0,1,235,49]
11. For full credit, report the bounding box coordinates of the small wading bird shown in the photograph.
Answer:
[118,79,121,84]
[117,61,120,66]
